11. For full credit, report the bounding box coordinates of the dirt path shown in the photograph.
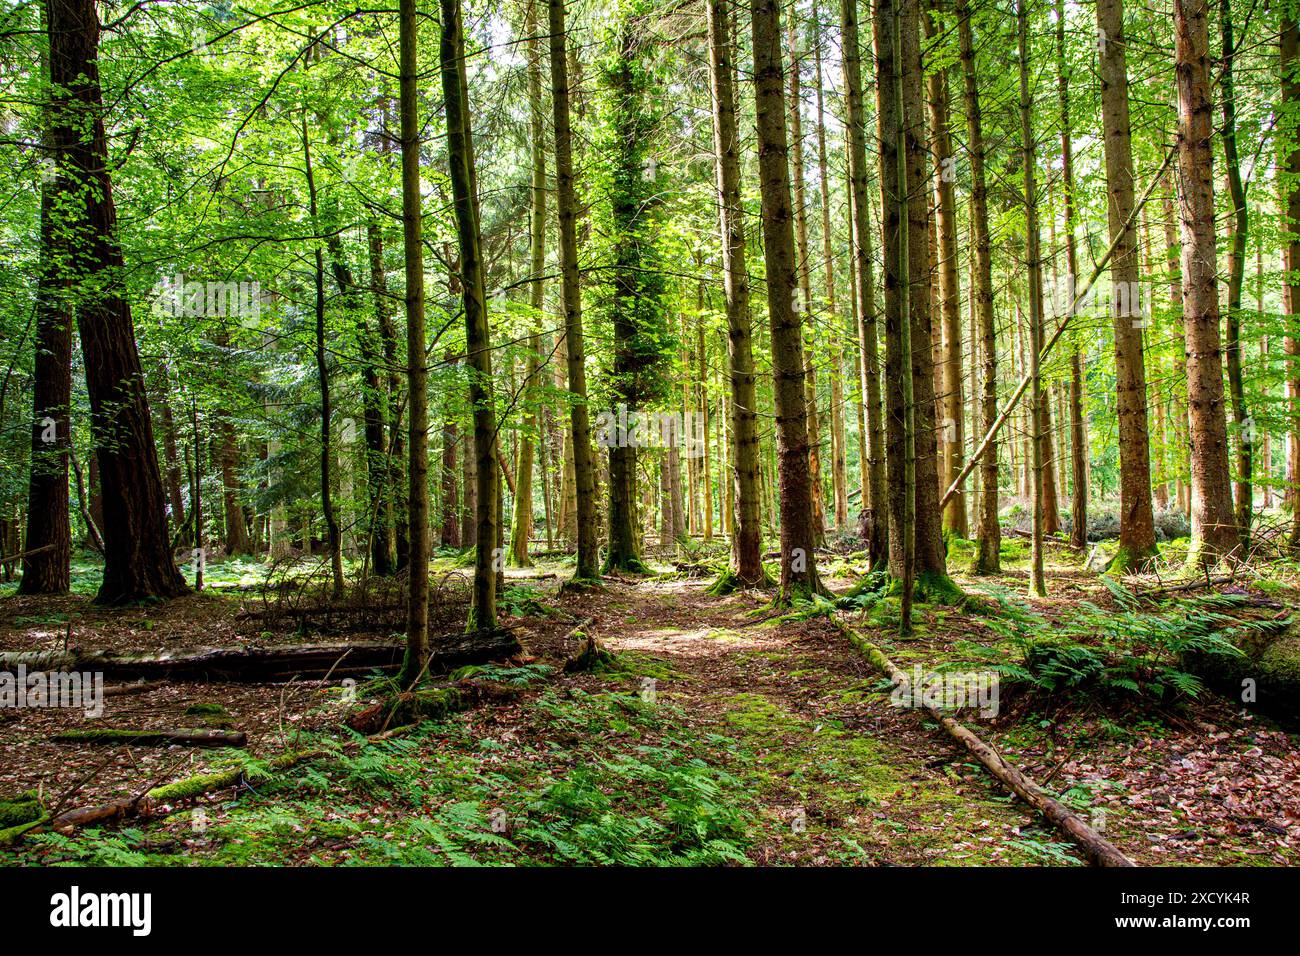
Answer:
[561,575,1079,865]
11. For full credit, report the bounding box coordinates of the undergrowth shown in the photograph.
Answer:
[14,689,755,867]
[957,581,1262,705]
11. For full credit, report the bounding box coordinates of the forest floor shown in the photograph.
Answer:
[0,537,1296,866]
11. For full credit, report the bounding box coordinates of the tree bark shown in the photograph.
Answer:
[901,0,948,589]
[19,170,72,595]
[707,0,765,586]
[841,0,888,567]
[1098,0,1158,571]
[1174,0,1241,566]
[301,117,345,599]
[1017,0,1046,597]
[812,7,849,533]
[509,0,547,569]
[441,0,499,628]
[1220,0,1252,544]
[923,1,967,539]
[752,0,824,602]
[367,221,400,574]
[549,0,599,583]
[785,14,828,547]
[398,0,430,681]
[46,0,188,603]
[876,0,917,625]
[1056,0,1088,551]
[1282,4,1300,547]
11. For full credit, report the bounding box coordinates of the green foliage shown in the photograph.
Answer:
[963,582,1254,703]
[497,585,553,619]
[446,662,553,686]
[780,592,837,622]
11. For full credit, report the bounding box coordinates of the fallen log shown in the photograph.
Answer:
[13,748,315,839]
[0,627,520,683]
[832,618,1135,867]
[1124,574,1236,600]
[103,681,166,698]
[1,674,525,844]
[52,728,248,748]
[345,678,525,734]
[0,543,55,565]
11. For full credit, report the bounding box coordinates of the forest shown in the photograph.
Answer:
[0,0,1297,886]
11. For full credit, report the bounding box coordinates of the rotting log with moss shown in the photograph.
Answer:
[1183,615,1300,725]
[51,727,248,748]
[0,628,520,683]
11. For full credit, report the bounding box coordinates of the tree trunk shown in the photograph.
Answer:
[19,172,72,595]
[600,18,666,574]
[843,0,887,567]
[752,0,823,602]
[901,0,948,590]
[1220,0,1252,544]
[1174,0,1241,566]
[707,0,765,586]
[785,15,827,549]
[876,0,917,624]
[440,352,462,548]
[1098,0,1158,571]
[1282,5,1300,547]
[301,118,345,599]
[441,0,499,628]
[812,8,849,533]
[923,2,967,540]
[509,0,547,569]
[46,0,188,603]
[398,0,430,682]
[549,0,600,582]
[367,221,400,574]
[1017,0,1046,597]
[1056,0,1088,551]
[155,369,187,542]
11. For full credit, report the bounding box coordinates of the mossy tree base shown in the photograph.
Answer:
[1103,543,1160,575]
[601,556,652,576]
[563,635,618,673]
[706,566,775,596]
[887,570,966,607]
[559,574,605,596]
[768,574,835,610]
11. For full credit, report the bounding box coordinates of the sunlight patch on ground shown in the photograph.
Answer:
[610,625,758,656]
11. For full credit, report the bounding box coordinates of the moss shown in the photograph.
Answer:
[183,702,234,727]
[147,750,309,804]
[0,792,43,829]
[1186,622,1300,726]
[601,555,652,575]
[147,766,249,803]
[915,571,966,606]
[564,637,619,673]
[558,574,605,596]
[717,689,1047,863]
[1103,543,1160,575]
[882,570,965,607]
[184,702,230,717]
[942,527,969,550]
[0,814,50,846]
[706,566,774,596]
